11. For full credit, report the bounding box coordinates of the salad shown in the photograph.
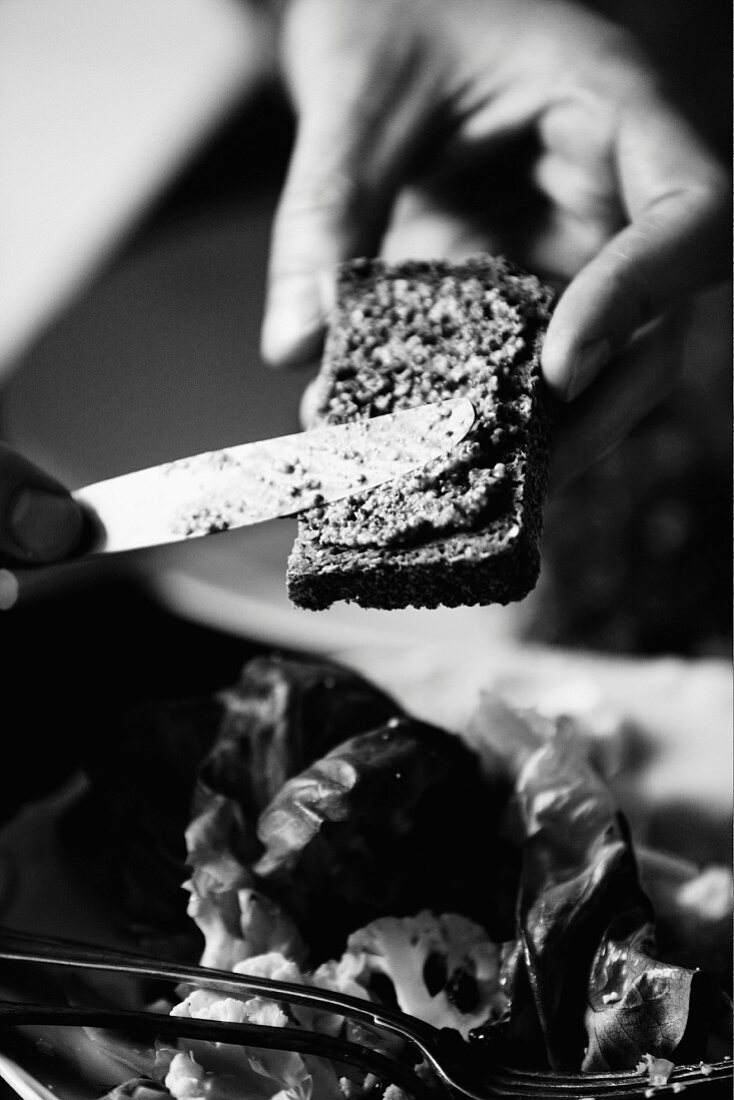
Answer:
[67,655,730,1099]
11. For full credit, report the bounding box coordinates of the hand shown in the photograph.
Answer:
[260,0,728,483]
[0,443,84,606]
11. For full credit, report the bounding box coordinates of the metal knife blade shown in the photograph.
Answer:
[73,397,475,555]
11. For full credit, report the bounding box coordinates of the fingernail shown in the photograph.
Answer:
[8,489,84,561]
[261,274,325,368]
[565,337,611,401]
[0,569,19,610]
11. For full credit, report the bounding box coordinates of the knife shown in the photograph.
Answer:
[73,397,475,555]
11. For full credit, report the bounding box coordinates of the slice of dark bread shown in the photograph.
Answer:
[286,255,555,611]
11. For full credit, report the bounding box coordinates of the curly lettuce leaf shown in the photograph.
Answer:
[254,719,502,960]
[583,915,698,1071]
[183,657,401,966]
[194,655,400,850]
[187,656,400,882]
[75,657,397,956]
[469,693,709,1072]
[510,730,648,1068]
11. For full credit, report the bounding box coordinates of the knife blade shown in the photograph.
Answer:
[73,397,475,555]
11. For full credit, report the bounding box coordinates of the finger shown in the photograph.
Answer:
[543,101,729,400]
[382,188,489,263]
[531,151,624,250]
[0,444,84,564]
[261,0,441,368]
[299,377,321,429]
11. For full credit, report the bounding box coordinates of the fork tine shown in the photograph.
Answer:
[0,924,448,1063]
[0,925,389,1028]
[0,1000,439,1100]
[482,1063,734,1097]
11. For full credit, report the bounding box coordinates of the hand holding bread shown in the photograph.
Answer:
[262,0,728,481]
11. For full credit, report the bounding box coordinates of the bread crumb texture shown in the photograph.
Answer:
[287,255,554,611]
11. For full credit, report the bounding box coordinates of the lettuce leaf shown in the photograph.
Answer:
[184,657,403,966]
[583,915,698,1070]
[189,656,400,871]
[468,693,707,1071]
[509,729,647,1068]
[254,718,504,961]
[81,668,725,1094]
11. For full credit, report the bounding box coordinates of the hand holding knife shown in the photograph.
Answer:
[0,398,475,608]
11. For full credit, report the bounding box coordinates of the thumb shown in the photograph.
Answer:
[543,104,728,401]
[0,444,84,564]
[261,0,440,367]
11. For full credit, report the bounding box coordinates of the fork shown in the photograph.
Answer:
[0,926,730,1099]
